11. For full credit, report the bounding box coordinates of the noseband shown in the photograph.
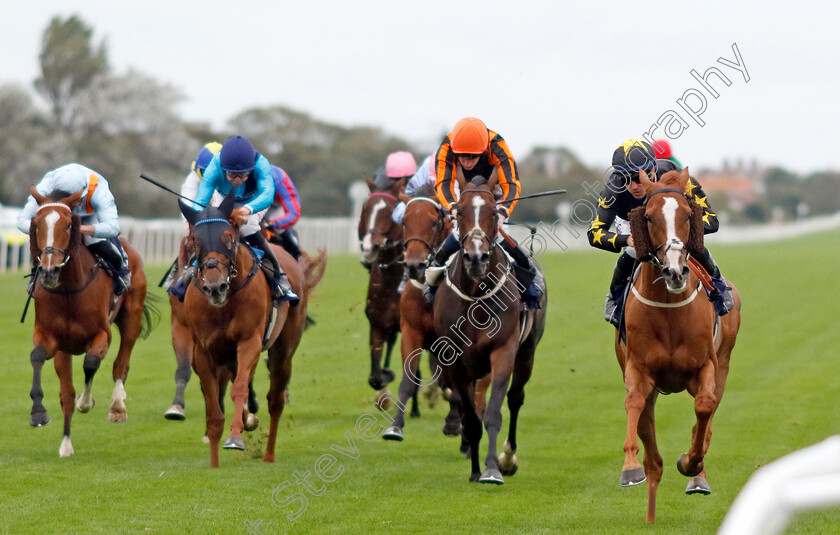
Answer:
[192,218,238,294]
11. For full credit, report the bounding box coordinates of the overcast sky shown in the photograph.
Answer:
[4,1,839,173]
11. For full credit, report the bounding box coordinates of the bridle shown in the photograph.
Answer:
[191,218,239,297]
[33,203,73,270]
[642,188,688,270]
[362,192,403,265]
[402,197,446,265]
[458,188,499,252]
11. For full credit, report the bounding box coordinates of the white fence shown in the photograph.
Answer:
[2,211,840,274]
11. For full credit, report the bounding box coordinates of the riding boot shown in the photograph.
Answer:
[88,238,132,296]
[273,228,302,261]
[26,264,39,295]
[604,252,635,327]
[169,261,195,302]
[422,233,460,304]
[397,266,409,295]
[693,248,733,316]
[501,240,541,309]
[243,232,299,306]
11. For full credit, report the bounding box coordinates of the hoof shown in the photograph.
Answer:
[75,395,95,413]
[498,452,519,476]
[685,476,712,495]
[677,454,703,477]
[223,436,245,450]
[164,405,186,420]
[442,420,462,437]
[479,468,504,485]
[108,409,127,423]
[247,398,259,415]
[381,368,395,384]
[375,390,391,410]
[244,413,259,432]
[410,408,421,419]
[382,425,404,441]
[30,411,50,428]
[620,467,646,487]
[469,472,481,483]
[368,375,384,391]
[202,434,210,444]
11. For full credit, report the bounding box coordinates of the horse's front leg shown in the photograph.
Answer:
[367,325,388,390]
[224,335,262,451]
[165,315,193,420]
[480,345,515,485]
[192,345,223,467]
[76,330,110,414]
[29,344,51,427]
[620,357,654,487]
[678,358,717,479]
[54,351,75,457]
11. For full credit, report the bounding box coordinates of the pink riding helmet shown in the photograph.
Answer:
[385,151,417,178]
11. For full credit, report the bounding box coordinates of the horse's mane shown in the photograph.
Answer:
[411,183,437,199]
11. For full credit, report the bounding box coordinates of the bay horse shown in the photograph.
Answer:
[26,187,155,457]
[433,173,546,483]
[163,237,260,436]
[179,191,325,467]
[357,179,405,403]
[382,185,460,441]
[618,167,741,522]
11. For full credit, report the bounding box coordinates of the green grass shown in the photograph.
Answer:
[1,232,839,534]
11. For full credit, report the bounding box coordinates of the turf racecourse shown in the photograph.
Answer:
[1,231,838,535]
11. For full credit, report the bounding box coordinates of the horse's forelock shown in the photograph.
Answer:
[48,189,73,202]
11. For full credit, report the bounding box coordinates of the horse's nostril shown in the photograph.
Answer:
[219,283,229,294]
[480,252,489,263]
[681,266,690,277]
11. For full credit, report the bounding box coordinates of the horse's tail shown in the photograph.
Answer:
[300,249,328,292]
[139,292,163,339]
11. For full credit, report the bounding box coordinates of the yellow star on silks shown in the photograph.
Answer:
[597,197,611,209]
[702,211,716,225]
[591,228,606,244]
[589,215,605,230]
[607,233,619,248]
[685,180,697,195]
[694,194,708,208]
[618,138,645,155]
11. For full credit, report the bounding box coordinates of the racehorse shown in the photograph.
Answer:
[382,185,460,441]
[26,187,155,457]
[179,191,326,467]
[618,167,741,522]
[163,237,260,435]
[358,178,407,406]
[433,173,546,484]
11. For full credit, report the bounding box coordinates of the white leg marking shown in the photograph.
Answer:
[75,383,94,412]
[111,379,126,411]
[59,436,74,457]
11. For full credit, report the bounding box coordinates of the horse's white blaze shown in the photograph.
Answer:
[362,199,387,255]
[111,379,126,411]
[59,436,74,457]
[43,210,60,268]
[661,197,685,275]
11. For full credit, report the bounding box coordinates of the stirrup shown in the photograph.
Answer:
[425,265,446,287]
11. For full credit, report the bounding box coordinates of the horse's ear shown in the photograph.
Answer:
[455,164,467,194]
[221,229,236,252]
[639,169,655,194]
[678,166,692,194]
[179,199,200,226]
[365,178,376,193]
[398,192,410,202]
[63,188,85,209]
[629,206,653,260]
[30,186,48,205]
[686,198,705,256]
[486,167,499,191]
[219,189,236,218]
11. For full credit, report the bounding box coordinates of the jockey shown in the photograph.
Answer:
[182,141,223,205]
[588,139,733,327]
[195,135,298,305]
[425,117,541,309]
[17,163,132,296]
[652,139,683,168]
[391,153,435,225]
[263,165,302,261]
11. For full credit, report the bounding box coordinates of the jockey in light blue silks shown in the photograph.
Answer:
[194,135,298,305]
[17,163,132,296]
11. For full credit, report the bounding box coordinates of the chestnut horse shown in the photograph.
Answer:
[618,167,741,522]
[433,174,546,484]
[26,187,154,457]
[382,186,460,441]
[163,237,260,435]
[357,180,404,398]
[179,191,325,467]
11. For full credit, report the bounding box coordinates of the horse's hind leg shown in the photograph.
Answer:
[499,352,535,477]
[76,331,109,414]
[29,346,50,427]
[224,336,262,451]
[453,380,482,482]
[111,296,143,422]
[263,344,293,463]
[383,330,425,440]
[54,351,76,457]
[165,317,192,421]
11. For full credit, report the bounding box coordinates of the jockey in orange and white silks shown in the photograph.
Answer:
[18,163,132,295]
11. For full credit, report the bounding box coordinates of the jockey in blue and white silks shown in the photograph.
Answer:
[17,163,132,295]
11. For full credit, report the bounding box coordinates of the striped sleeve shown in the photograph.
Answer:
[269,168,301,229]
[488,132,520,216]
